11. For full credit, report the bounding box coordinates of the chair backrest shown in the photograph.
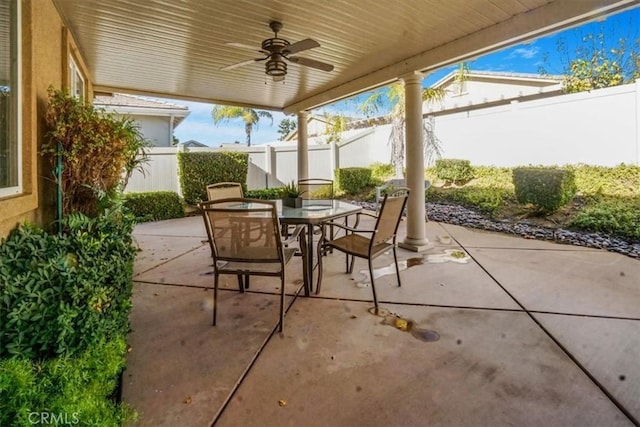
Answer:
[372,188,409,247]
[206,182,244,201]
[298,178,334,200]
[200,198,283,265]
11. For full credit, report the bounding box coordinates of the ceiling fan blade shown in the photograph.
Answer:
[288,56,334,72]
[220,59,260,71]
[225,42,261,52]
[285,38,320,55]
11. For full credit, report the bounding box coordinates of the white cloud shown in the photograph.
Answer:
[508,46,540,59]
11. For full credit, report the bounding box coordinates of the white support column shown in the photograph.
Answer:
[297,111,309,181]
[399,71,431,252]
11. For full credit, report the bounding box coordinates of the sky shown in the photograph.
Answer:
[169,7,639,147]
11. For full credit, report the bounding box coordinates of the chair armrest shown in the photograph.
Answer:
[322,221,375,234]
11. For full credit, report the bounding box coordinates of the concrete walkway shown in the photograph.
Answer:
[123,215,640,426]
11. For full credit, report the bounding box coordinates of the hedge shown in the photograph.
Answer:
[335,167,372,194]
[434,159,474,184]
[123,191,184,222]
[512,167,576,213]
[177,151,249,204]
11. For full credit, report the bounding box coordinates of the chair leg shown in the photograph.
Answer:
[348,255,355,274]
[213,274,219,326]
[299,229,310,296]
[236,275,244,292]
[393,246,402,287]
[368,258,379,310]
[244,275,250,289]
[316,234,324,295]
[279,273,285,332]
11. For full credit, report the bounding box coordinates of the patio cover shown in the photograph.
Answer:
[53,0,639,249]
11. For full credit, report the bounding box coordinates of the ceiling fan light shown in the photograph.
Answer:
[266,59,287,76]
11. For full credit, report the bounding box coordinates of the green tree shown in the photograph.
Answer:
[322,112,347,144]
[540,25,640,93]
[211,105,273,146]
[357,82,445,177]
[277,118,297,140]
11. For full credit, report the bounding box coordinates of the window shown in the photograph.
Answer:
[69,56,85,101]
[0,0,20,197]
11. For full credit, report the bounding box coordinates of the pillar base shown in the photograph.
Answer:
[399,238,433,253]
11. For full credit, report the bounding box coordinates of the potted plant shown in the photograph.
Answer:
[281,181,303,208]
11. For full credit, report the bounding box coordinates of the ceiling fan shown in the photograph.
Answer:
[221,21,334,81]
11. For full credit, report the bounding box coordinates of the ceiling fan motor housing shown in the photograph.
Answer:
[262,35,290,76]
[266,53,287,76]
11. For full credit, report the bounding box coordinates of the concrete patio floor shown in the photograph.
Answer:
[123,215,639,426]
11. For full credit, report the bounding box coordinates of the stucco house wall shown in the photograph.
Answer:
[0,0,95,237]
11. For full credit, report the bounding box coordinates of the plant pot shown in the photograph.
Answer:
[283,196,303,208]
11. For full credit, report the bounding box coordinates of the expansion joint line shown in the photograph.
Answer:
[456,239,639,427]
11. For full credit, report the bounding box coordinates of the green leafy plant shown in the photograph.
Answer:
[0,337,136,426]
[0,207,136,360]
[177,151,249,204]
[42,88,149,217]
[369,162,396,185]
[280,181,302,198]
[569,196,640,241]
[123,191,184,222]
[512,167,576,214]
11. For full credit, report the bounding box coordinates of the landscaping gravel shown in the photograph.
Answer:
[350,201,640,259]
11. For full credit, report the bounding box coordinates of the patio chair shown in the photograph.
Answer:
[199,198,305,332]
[316,188,409,311]
[206,182,244,200]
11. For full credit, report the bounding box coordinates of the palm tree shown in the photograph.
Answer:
[211,106,273,147]
[357,82,446,177]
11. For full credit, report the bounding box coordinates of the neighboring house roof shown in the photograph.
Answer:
[431,69,563,89]
[93,93,190,128]
[284,114,330,141]
[425,69,564,114]
[178,139,208,147]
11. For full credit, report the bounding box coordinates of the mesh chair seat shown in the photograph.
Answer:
[216,247,296,275]
[325,234,392,259]
[317,188,410,309]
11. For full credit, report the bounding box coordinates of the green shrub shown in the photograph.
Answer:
[0,337,136,426]
[369,162,395,185]
[123,191,184,222]
[43,88,149,217]
[426,186,512,215]
[0,207,136,360]
[570,164,640,198]
[569,196,640,241]
[335,167,372,194]
[512,167,577,213]
[434,159,474,184]
[177,151,249,204]
[245,188,282,200]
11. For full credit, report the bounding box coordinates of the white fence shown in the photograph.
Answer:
[125,81,640,195]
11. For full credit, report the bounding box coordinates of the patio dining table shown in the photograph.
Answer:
[279,199,362,294]
[216,198,362,295]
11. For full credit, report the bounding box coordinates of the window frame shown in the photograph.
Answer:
[68,55,85,101]
[0,0,22,199]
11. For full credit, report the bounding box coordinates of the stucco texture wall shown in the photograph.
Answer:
[0,0,92,237]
